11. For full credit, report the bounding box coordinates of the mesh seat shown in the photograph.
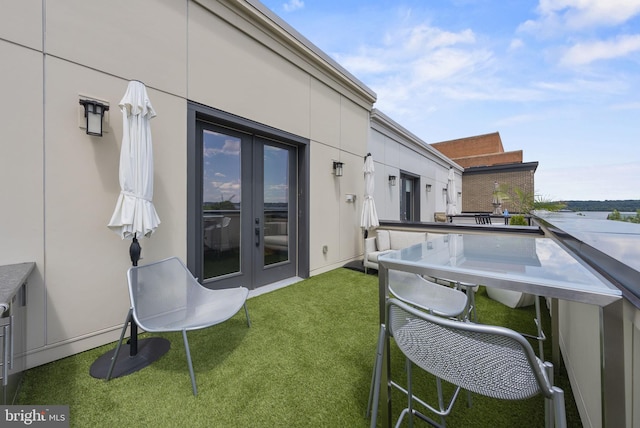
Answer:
[367,270,470,425]
[429,275,546,359]
[107,257,251,395]
[378,298,566,428]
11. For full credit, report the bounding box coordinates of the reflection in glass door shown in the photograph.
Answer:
[253,140,297,287]
[263,145,289,266]
[202,129,242,280]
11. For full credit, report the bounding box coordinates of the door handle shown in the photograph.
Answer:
[255,218,260,247]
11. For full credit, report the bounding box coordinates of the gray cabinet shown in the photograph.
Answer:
[0,263,32,405]
[1,283,26,404]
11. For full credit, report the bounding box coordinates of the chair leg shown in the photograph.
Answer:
[535,296,546,359]
[552,387,566,428]
[367,324,386,427]
[182,330,197,396]
[435,377,447,427]
[544,361,565,428]
[244,302,251,327]
[406,359,414,428]
[106,309,133,381]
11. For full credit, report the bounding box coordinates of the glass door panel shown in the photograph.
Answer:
[202,129,242,280]
[401,176,414,221]
[196,121,298,290]
[263,145,289,266]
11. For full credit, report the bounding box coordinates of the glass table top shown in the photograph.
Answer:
[378,233,621,306]
[535,211,640,272]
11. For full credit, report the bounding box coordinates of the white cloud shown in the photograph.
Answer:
[520,0,640,35]
[335,24,491,90]
[610,101,640,110]
[509,38,524,51]
[537,0,640,29]
[283,0,304,13]
[560,34,640,66]
[400,25,476,51]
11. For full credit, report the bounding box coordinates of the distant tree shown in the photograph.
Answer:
[607,210,622,220]
[534,195,566,212]
[204,194,236,211]
[565,200,640,212]
[608,209,640,224]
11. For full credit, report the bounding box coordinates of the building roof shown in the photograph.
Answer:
[430,131,524,168]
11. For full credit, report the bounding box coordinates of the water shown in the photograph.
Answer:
[555,211,636,220]
[535,210,640,273]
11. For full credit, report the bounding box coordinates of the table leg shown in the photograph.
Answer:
[377,265,392,428]
[551,298,559,371]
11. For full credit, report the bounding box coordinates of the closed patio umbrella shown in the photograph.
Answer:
[91,81,168,379]
[108,80,160,243]
[446,167,459,216]
[361,153,379,239]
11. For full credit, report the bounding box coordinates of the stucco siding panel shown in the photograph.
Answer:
[43,58,187,343]
[339,97,369,155]
[45,0,188,97]
[188,3,310,138]
[0,1,42,50]
[0,41,46,351]
[309,143,341,271]
[309,78,340,147]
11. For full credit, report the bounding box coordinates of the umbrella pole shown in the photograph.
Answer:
[128,234,141,356]
[89,234,170,379]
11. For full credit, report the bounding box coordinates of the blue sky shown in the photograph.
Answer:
[261,0,640,201]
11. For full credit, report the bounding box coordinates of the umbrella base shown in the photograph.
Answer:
[89,337,170,379]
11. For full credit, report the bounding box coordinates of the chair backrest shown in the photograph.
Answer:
[388,270,468,318]
[127,257,200,330]
[387,298,554,401]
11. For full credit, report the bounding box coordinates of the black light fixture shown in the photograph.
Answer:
[79,99,109,136]
[426,184,432,192]
[333,161,344,177]
[389,175,397,186]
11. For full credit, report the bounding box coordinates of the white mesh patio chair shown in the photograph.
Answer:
[367,270,470,425]
[429,275,547,359]
[106,257,251,395]
[375,298,566,428]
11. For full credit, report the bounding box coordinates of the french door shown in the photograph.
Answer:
[197,122,297,289]
[400,173,420,222]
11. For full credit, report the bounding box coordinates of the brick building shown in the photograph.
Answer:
[431,132,538,213]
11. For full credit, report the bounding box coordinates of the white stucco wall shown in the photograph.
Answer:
[559,298,640,427]
[369,110,462,223]
[0,0,375,368]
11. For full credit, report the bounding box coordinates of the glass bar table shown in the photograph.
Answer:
[375,232,623,428]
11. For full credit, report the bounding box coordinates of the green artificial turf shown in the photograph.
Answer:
[18,268,581,427]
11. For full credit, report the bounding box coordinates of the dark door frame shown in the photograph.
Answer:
[187,102,310,287]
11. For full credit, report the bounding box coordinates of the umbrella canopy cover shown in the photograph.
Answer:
[108,81,160,239]
[361,154,379,232]
[446,167,459,216]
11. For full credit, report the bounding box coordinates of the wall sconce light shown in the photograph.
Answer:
[388,175,397,186]
[426,184,432,192]
[332,161,344,177]
[79,99,109,136]
[443,187,448,195]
